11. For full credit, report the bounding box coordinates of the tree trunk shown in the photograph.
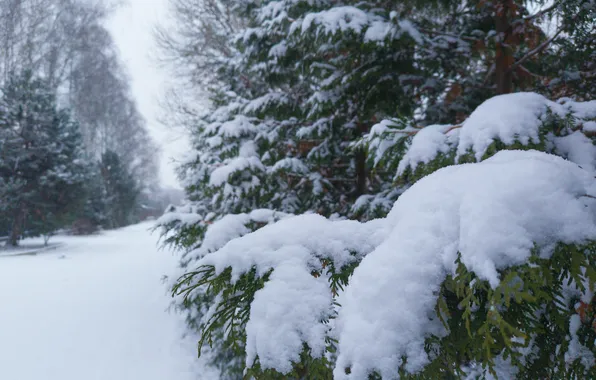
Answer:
[9,208,24,247]
[495,0,514,94]
[355,122,369,197]
[355,149,367,197]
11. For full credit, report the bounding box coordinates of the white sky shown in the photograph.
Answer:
[107,0,189,189]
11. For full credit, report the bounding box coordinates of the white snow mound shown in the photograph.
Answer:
[334,150,596,379]
[197,214,389,373]
[456,92,562,161]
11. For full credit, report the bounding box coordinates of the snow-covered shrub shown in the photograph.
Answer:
[174,93,596,379]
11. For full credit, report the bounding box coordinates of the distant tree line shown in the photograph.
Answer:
[0,0,171,246]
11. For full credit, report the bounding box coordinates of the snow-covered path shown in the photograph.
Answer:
[0,223,200,380]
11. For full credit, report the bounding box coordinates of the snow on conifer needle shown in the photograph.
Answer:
[364,92,596,179]
[334,150,596,379]
[182,150,596,378]
[396,124,459,175]
[195,214,389,372]
[456,92,555,161]
[197,209,292,257]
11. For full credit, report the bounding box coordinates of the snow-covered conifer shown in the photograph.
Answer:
[174,93,596,378]
[156,0,596,378]
[0,72,89,245]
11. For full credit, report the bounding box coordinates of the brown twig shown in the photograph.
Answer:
[524,3,558,21]
[509,26,564,71]
[445,125,463,134]
[483,64,496,86]
[387,129,419,136]
[511,9,583,71]
[517,64,545,79]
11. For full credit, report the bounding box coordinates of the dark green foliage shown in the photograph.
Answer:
[246,346,334,380]
[414,243,596,380]
[100,150,140,229]
[173,247,364,379]
[159,0,596,378]
[0,72,89,244]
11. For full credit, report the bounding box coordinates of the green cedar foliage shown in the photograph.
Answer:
[184,95,596,379]
[159,0,596,378]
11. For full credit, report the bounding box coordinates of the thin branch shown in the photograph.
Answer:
[483,63,495,86]
[396,130,420,136]
[512,9,582,71]
[395,124,462,136]
[524,3,559,21]
[509,26,564,70]
[418,27,480,43]
[445,125,463,134]
[517,64,546,79]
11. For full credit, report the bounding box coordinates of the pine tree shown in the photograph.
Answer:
[0,72,89,245]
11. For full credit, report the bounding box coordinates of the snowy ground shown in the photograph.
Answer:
[0,222,207,380]
[0,241,64,257]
